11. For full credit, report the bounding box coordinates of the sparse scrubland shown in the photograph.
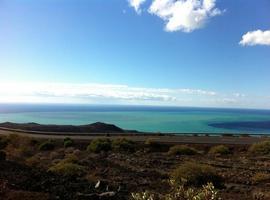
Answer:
[209,145,231,155]
[1,135,270,199]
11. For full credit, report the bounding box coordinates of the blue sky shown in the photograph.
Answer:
[0,0,270,108]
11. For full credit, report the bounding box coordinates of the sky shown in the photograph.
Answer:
[0,0,270,108]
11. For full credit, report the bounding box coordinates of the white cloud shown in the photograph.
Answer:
[239,30,270,46]
[0,82,217,104]
[233,93,245,98]
[1,82,267,108]
[177,89,216,96]
[147,0,223,32]
[128,0,147,14]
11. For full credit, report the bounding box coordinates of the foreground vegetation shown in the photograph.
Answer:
[1,134,270,199]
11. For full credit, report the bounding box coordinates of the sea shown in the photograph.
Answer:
[0,104,270,135]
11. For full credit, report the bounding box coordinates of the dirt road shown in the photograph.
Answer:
[0,128,268,145]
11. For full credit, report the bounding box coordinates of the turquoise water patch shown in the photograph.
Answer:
[0,104,270,134]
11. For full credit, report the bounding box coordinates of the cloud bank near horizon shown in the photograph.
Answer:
[0,82,267,109]
[128,0,223,32]
[240,30,270,46]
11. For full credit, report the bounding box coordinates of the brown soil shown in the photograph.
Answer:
[1,136,270,200]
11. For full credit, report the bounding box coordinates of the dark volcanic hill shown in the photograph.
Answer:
[0,122,124,133]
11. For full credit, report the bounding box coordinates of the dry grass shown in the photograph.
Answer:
[112,138,136,153]
[249,141,270,155]
[209,145,230,155]
[168,145,198,156]
[87,138,112,153]
[171,162,223,188]
[48,154,85,176]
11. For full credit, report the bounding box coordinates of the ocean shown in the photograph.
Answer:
[0,104,270,134]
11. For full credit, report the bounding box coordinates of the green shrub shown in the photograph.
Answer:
[171,162,223,188]
[64,137,72,142]
[112,138,135,153]
[63,154,79,163]
[48,154,84,176]
[48,162,85,176]
[168,145,198,156]
[38,140,55,151]
[0,150,6,161]
[64,139,73,148]
[209,145,230,155]
[87,138,111,153]
[249,140,270,155]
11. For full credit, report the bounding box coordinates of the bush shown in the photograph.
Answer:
[145,138,155,146]
[3,135,37,158]
[166,182,220,200]
[171,162,223,188]
[0,151,6,161]
[38,140,55,151]
[209,145,230,155]
[48,154,84,176]
[249,140,270,155]
[112,138,136,153]
[49,162,86,176]
[87,138,111,153]
[5,134,37,148]
[168,145,198,156]
[131,182,221,200]
[64,137,71,142]
[63,138,73,148]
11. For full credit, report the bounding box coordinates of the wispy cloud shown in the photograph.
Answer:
[233,93,245,98]
[128,0,147,14]
[128,0,223,32]
[0,82,267,108]
[0,82,216,102]
[240,30,270,46]
[0,82,216,104]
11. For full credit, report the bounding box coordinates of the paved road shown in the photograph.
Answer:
[0,129,268,145]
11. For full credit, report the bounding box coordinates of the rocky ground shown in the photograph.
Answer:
[0,135,270,200]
